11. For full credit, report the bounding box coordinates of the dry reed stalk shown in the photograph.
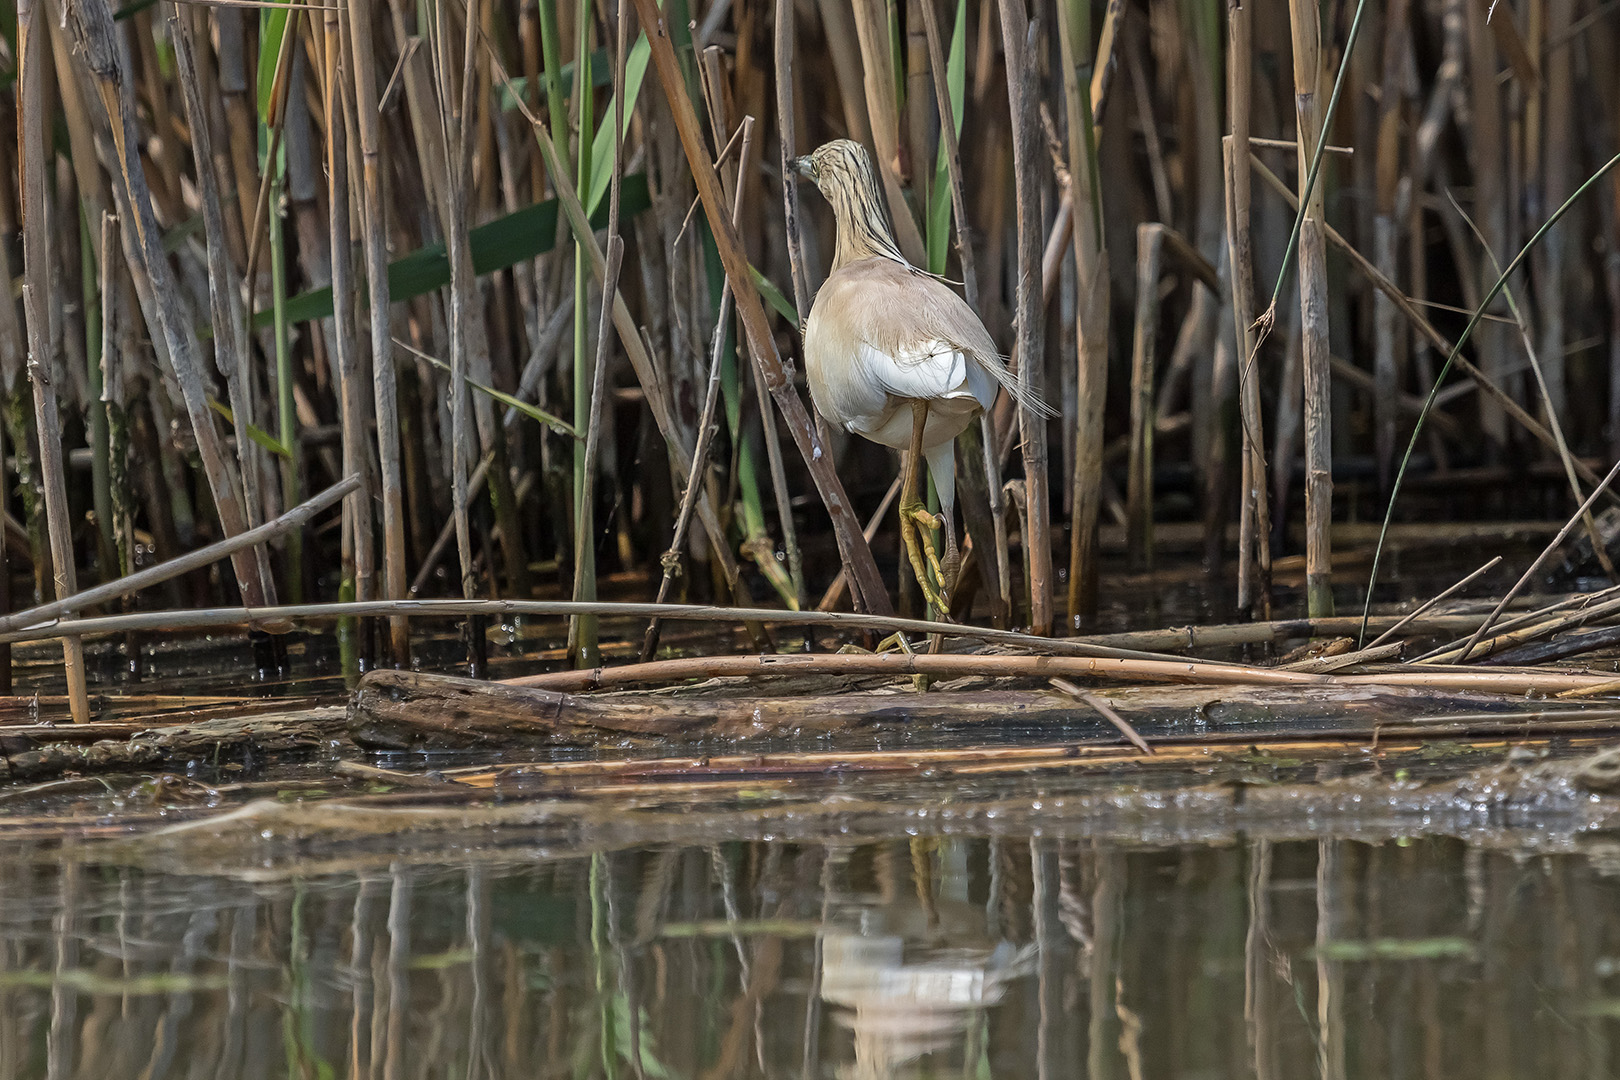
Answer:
[65,0,270,612]
[171,9,277,614]
[628,0,894,617]
[1465,0,1510,450]
[1057,0,1112,629]
[1371,0,1408,492]
[324,4,376,669]
[17,0,87,724]
[848,0,928,266]
[1047,677,1153,753]
[814,476,901,612]
[570,4,634,667]
[433,0,480,616]
[997,0,1053,635]
[918,0,1008,623]
[1126,224,1164,571]
[774,0,811,320]
[1287,0,1333,619]
[347,0,410,663]
[569,235,623,665]
[696,61,802,609]
[0,598,1208,664]
[1420,591,1620,664]
[1223,0,1270,619]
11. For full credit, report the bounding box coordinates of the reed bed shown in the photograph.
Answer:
[3,0,1620,713]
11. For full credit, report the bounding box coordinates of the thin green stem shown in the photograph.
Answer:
[1359,150,1620,642]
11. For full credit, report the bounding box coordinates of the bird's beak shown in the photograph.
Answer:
[789,155,814,179]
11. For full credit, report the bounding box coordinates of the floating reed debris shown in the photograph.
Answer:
[6,0,1620,719]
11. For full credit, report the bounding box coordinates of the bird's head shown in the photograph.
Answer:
[790,139,880,200]
[790,140,906,268]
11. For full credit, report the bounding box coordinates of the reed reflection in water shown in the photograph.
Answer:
[0,833,1617,1078]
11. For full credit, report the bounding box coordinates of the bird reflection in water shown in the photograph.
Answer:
[819,896,1036,1080]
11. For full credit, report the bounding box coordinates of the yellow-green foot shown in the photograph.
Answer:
[900,501,948,612]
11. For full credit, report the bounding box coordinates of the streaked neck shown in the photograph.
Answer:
[828,172,910,271]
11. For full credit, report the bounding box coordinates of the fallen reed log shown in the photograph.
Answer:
[441,728,1620,789]
[497,649,1619,696]
[502,651,1315,692]
[350,669,1620,752]
[0,707,345,782]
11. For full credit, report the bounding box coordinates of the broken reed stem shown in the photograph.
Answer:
[0,476,357,636]
[1453,457,1620,662]
[1048,677,1153,754]
[1366,556,1501,648]
[997,0,1054,635]
[348,0,410,663]
[18,0,88,724]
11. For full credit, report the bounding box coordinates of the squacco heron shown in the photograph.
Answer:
[792,139,1052,611]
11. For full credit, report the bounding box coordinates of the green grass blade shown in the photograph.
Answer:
[252,175,650,328]
[750,266,798,328]
[585,32,651,215]
[926,0,966,276]
[411,349,578,437]
[256,7,290,121]
[207,398,293,460]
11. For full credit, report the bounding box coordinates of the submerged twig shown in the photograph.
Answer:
[1048,678,1153,754]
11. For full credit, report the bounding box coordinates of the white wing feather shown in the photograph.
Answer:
[856,339,978,402]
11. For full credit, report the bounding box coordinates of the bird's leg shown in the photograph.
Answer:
[899,401,947,610]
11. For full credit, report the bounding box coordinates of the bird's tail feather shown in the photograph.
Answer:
[975,352,1059,418]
